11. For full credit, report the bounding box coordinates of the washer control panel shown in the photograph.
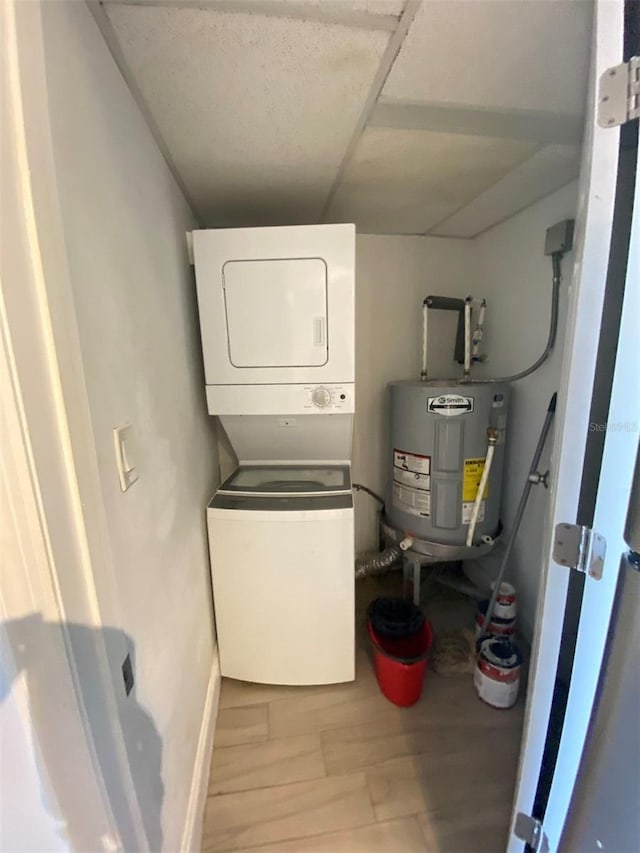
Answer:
[311,386,332,408]
[206,382,355,415]
[305,384,353,411]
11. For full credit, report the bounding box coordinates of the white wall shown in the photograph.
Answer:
[472,181,579,640]
[353,235,475,552]
[38,3,219,849]
[0,669,68,853]
[2,3,126,845]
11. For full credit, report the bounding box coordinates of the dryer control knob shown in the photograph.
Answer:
[311,386,332,408]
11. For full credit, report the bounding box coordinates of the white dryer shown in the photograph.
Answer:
[192,224,356,685]
[193,224,355,393]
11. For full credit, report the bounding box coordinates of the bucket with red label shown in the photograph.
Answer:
[490,581,517,620]
[475,598,516,639]
[474,637,522,709]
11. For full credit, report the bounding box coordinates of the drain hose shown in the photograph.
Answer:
[355,537,414,580]
[355,545,402,579]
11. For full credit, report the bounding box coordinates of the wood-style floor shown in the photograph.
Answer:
[202,576,525,852]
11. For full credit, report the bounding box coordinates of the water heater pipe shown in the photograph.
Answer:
[464,297,472,377]
[477,393,557,643]
[465,252,564,385]
[466,427,499,546]
[471,300,486,361]
[421,301,429,381]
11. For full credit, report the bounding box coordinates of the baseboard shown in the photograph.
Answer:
[180,648,221,853]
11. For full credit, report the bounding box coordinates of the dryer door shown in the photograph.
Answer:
[223,258,328,368]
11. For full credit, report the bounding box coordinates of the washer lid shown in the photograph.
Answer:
[218,464,351,495]
[209,492,353,511]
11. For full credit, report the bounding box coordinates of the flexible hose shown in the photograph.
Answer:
[355,536,414,580]
[354,545,403,579]
[352,483,394,579]
[352,483,385,506]
[465,253,562,384]
[466,439,496,546]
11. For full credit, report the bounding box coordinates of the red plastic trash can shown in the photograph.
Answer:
[367,619,433,707]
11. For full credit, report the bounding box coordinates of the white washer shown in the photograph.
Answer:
[208,466,354,685]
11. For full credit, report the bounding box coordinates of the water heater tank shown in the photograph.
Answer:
[386,381,509,546]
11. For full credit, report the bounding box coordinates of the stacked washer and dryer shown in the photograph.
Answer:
[192,224,356,686]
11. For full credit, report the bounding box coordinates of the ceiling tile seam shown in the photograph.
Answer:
[87,0,203,225]
[421,144,546,237]
[102,0,400,32]
[357,229,472,239]
[437,174,581,242]
[320,0,421,223]
[370,101,585,146]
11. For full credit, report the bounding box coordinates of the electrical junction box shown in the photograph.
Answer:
[545,219,575,256]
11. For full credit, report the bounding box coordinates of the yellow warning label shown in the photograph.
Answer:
[463,458,489,502]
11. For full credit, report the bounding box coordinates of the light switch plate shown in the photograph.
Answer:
[113,424,138,492]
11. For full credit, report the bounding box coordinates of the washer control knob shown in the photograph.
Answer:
[311,386,332,408]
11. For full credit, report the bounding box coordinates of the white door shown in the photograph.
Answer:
[223,258,328,368]
[509,2,638,850]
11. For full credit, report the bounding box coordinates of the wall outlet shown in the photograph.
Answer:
[122,653,134,696]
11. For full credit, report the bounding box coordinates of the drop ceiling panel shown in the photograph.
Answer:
[106,0,404,13]
[268,0,405,13]
[431,144,582,238]
[382,0,592,115]
[104,4,390,225]
[326,127,539,234]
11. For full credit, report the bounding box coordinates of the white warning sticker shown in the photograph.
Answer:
[393,449,430,475]
[462,501,486,525]
[392,482,431,518]
[393,466,430,491]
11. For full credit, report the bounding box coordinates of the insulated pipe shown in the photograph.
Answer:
[477,393,557,644]
[466,427,499,546]
[463,297,472,377]
[421,301,429,380]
